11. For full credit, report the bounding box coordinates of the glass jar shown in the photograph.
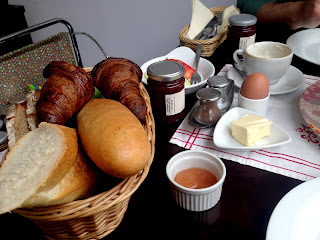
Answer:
[0,131,8,152]
[147,61,185,124]
[194,88,222,125]
[228,14,257,53]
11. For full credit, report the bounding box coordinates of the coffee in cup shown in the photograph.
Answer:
[233,41,293,85]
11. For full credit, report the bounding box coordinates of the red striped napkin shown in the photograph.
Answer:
[170,64,320,181]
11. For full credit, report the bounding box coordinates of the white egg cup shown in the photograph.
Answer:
[238,91,270,117]
[166,150,226,212]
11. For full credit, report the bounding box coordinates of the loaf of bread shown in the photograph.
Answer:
[37,61,95,125]
[21,146,98,208]
[76,99,151,178]
[6,89,41,150]
[91,57,147,123]
[0,122,79,214]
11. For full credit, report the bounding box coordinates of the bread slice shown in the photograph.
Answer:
[21,146,98,208]
[26,89,41,131]
[0,122,78,214]
[6,89,41,150]
[6,102,29,150]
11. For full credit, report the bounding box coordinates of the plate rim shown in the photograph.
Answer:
[213,107,292,150]
[286,28,320,66]
[299,81,320,137]
[266,177,320,240]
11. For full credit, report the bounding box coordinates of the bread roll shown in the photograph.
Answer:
[76,99,151,178]
[0,122,78,214]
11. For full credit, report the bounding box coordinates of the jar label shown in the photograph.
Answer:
[239,34,256,50]
[165,89,185,116]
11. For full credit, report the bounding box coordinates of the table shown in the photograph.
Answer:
[0,25,316,240]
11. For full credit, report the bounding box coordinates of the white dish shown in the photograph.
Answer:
[213,107,291,150]
[140,46,215,94]
[266,177,320,240]
[287,29,320,66]
[227,65,305,95]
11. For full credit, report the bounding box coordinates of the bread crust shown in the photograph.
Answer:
[77,99,151,178]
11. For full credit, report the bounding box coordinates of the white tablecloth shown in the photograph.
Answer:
[170,64,320,182]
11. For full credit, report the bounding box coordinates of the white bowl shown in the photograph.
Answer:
[166,150,226,212]
[140,46,215,94]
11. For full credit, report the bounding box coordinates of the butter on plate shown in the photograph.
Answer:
[230,114,271,146]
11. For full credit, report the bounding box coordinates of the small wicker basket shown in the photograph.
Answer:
[179,7,231,57]
[13,68,156,240]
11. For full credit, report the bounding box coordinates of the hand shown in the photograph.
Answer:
[258,0,320,29]
[300,0,320,28]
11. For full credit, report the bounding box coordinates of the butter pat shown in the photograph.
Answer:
[230,114,271,146]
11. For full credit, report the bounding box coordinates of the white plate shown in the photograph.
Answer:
[213,107,291,150]
[287,29,320,66]
[266,177,320,240]
[140,46,215,94]
[227,65,305,95]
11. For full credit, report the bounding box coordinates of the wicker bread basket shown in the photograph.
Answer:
[179,7,233,57]
[13,68,155,240]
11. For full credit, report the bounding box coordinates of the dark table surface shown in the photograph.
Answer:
[0,25,318,240]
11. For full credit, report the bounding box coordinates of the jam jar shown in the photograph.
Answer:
[147,61,185,124]
[227,14,257,58]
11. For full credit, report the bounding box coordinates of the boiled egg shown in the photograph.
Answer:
[240,73,269,99]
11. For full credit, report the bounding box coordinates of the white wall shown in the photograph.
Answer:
[9,0,236,67]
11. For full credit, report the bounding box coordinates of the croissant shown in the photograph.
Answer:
[91,57,147,123]
[37,61,95,125]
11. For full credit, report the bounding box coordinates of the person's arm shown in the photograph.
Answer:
[257,0,320,29]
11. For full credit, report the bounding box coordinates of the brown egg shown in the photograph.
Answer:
[240,73,269,99]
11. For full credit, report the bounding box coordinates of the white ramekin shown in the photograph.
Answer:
[166,150,226,212]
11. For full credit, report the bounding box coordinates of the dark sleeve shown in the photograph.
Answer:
[237,0,277,16]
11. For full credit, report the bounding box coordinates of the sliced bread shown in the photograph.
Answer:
[6,89,41,150]
[0,122,78,214]
[21,146,98,208]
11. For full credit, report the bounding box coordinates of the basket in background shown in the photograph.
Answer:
[13,71,156,240]
[179,7,232,57]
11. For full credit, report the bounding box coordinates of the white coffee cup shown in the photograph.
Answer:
[233,41,293,85]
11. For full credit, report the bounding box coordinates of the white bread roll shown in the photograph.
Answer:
[0,122,78,214]
[76,99,151,178]
[22,147,98,208]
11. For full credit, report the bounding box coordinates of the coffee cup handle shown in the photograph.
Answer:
[233,49,245,72]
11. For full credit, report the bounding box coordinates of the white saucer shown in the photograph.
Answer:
[227,65,305,95]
